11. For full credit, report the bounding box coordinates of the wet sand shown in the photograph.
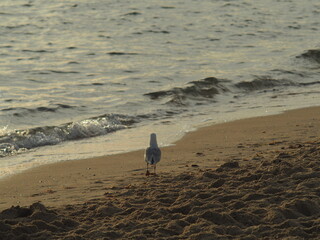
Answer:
[0,106,320,239]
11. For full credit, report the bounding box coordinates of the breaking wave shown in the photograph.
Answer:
[144,77,230,106]
[0,114,136,157]
[145,76,298,106]
[145,72,320,107]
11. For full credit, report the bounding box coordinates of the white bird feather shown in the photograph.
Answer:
[145,133,161,175]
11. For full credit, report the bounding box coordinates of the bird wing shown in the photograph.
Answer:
[145,147,161,165]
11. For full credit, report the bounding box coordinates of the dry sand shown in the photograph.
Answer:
[0,106,320,239]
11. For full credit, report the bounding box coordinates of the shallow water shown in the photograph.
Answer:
[1,0,320,177]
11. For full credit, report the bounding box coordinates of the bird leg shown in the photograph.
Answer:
[146,163,150,176]
[154,164,156,175]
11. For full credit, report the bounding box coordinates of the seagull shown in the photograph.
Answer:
[145,133,161,176]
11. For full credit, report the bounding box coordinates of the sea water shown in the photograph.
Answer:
[1,0,320,177]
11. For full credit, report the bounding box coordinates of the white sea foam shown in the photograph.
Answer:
[0,126,9,136]
[0,114,134,158]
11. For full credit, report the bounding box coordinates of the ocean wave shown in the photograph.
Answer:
[144,76,299,106]
[234,76,294,91]
[1,104,76,115]
[49,70,80,74]
[123,11,142,16]
[0,114,136,157]
[299,81,320,86]
[296,49,320,63]
[21,49,53,53]
[107,52,139,56]
[144,77,230,106]
[144,73,320,107]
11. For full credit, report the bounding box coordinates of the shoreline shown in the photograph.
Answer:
[0,106,319,210]
[0,104,316,180]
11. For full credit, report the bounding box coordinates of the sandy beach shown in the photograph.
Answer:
[0,106,320,239]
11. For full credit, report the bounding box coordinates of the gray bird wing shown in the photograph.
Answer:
[145,147,161,165]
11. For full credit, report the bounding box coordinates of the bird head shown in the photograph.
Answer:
[150,133,158,148]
